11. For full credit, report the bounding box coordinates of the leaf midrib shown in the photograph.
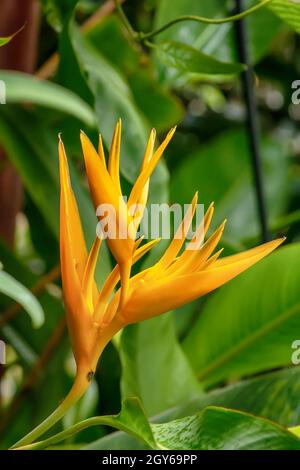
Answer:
[197,300,300,383]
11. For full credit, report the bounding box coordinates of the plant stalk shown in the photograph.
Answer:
[10,371,90,449]
[139,0,273,41]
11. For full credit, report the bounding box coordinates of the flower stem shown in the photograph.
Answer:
[10,371,90,449]
[138,0,274,41]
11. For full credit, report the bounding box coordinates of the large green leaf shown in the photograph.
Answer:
[0,268,44,328]
[183,242,300,387]
[154,0,283,84]
[26,398,300,450]
[83,405,300,450]
[152,407,300,450]
[119,314,201,416]
[157,366,300,427]
[84,366,300,449]
[170,129,290,243]
[0,71,96,127]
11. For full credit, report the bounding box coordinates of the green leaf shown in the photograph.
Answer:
[19,398,156,450]
[120,314,201,416]
[0,269,44,328]
[183,242,300,387]
[264,0,300,34]
[154,0,283,84]
[22,394,300,450]
[83,366,300,449]
[157,366,300,427]
[0,71,96,127]
[152,407,300,450]
[156,41,245,76]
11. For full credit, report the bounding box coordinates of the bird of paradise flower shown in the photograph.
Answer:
[13,121,284,449]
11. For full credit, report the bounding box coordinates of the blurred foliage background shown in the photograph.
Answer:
[1,0,300,450]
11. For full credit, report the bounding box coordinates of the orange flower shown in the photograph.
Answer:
[13,123,284,450]
[59,124,284,378]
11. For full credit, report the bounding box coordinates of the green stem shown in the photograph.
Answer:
[14,414,151,450]
[139,0,274,41]
[114,0,137,40]
[14,417,113,450]
[10,372,90,449]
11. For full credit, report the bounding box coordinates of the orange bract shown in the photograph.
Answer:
[59,122,285,375]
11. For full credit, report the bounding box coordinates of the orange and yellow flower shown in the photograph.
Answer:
[59,121,284,380]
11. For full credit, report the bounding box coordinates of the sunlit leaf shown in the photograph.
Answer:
[0,71,96,127]
[0,268,44,328]
[152,407,300,450]
[183,243,300,387]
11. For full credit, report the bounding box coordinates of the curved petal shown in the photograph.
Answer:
[121,238,284,322]
[59,137,87,281]
[59,137,93,366]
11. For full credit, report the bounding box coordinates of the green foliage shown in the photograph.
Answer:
[1,71,96,127]
[152,407,300,450]
[1,0,300,451]
[119,315,201,416]
[156,41,246,77]
[183,243,300,387]
[0,264,44,328]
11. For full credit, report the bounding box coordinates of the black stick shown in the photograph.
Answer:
[234,0,270,242]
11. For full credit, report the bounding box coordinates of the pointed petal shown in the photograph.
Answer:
[80,131,120,210]
[59,136,87,282]
[82,235,102,313]
[98,134,107,168]
[204,247,224,268]
[144,193,198,281]
[58,137,91,365]
[129,129,156,232]
[167,219,226,276]
[108,119,122,195]
[212,237,286,268]
[81,131,132,263]
[169,202,215,274]
[121,238,284,322]
[184,201,214,252]
[128,127,176,208]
